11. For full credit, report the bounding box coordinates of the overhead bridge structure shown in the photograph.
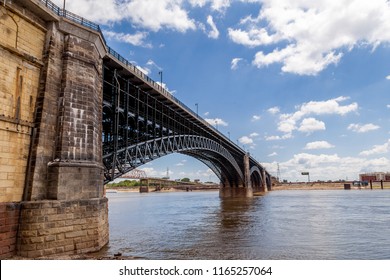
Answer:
[102,52,272,196]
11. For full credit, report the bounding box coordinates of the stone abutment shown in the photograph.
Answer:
[0,0,108,258]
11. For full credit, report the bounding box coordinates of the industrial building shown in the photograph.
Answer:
[359,172,390,182]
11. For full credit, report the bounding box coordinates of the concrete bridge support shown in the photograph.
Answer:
[219,153,253,198]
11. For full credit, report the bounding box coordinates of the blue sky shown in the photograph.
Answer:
[55,0,390,182]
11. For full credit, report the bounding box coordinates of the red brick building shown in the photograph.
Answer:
[359,172,390,182]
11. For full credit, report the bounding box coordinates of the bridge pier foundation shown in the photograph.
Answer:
[219,187,253,198]
[17,198,108,258]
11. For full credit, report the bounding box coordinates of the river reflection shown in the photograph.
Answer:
[98,190,390,259]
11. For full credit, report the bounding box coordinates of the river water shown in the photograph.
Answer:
[98,190,390,259]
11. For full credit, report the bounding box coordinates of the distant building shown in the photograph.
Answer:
[359,172,390,182]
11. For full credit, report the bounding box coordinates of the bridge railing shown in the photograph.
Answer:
[37,0,107,45]
[36,0,257,165]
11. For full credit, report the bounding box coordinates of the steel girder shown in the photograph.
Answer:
[102,62,247,185]
[103,134,244,183]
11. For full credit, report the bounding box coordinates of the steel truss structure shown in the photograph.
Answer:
[103,134,243,183]
[102,54,271,189]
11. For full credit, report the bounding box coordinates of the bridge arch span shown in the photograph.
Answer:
[250,165,267,191]
[182,151,244,188]
[103,134,245,186]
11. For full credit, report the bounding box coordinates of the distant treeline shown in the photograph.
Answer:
[106,180,141,188]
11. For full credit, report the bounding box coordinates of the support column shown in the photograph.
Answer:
[46,31,104,200]
[262,169,268,192]
[219,153,253,198]
[18,18,109,258]
[244,152,251,190]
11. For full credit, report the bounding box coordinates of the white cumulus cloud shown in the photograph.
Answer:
[251,115,261,121]
[205,118,228,127]
[206,15,220,39]
[304,141,335,150]
[239,136,254,145]
[228,0,390,75]
[189,0,231,12]
[54,0,196,32]
[298,118,326,134]
[239,132,260,148]
[265,133,292,141]
[359,139,390,156]
[231,58,243,70]
[268,106,280,114]
[348,123,380,133]
[277,96,357,135]
[104,30,151,48]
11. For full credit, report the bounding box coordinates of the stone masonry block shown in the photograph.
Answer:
[65,230,86,239]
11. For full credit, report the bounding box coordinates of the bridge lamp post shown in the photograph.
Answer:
[228,131,230,140]
[158,71,163,88]
[195,103,198,117]
[215,120,218,130]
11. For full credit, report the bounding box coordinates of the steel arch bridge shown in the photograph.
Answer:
[102,52,272,195]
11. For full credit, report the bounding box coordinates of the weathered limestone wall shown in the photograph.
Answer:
[17,198,108,258]
[25,20,65,201]
[18,198,108,258]
[0,2,46,258]
[0,1,108,258]
[0,4,45,203]
[0,203,21,258]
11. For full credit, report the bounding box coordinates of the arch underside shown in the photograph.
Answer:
[250,165,272,191]
[182,151,243,187]
[103,134,244,184]
[250,166,263,190]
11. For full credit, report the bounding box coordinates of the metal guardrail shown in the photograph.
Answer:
[38,0,60,14]
[37,0,106,44]
[35,0,254,163]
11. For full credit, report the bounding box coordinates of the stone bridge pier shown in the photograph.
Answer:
[219,153,269,198]
[0,1,108,258]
